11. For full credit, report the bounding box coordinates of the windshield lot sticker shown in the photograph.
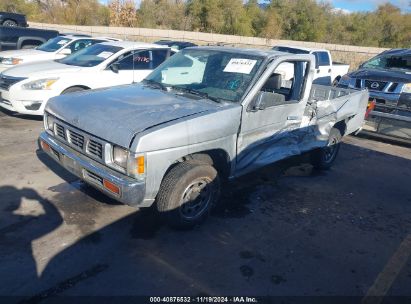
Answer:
[223,59,257,74]
[97,51,114,59]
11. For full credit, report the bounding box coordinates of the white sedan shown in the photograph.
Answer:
[0,35,119,72]
[0,41,173,115]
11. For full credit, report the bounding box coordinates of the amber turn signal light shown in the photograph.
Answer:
[136,156,145,174]
[103,179,120,195]
[40,140,51,152]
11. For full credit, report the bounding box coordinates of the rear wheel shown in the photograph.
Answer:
[61,87,86,95]
[310,128,342,170]
[2,19,17,27]
[156,162,220,229]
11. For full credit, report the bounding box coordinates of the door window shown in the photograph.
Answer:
[151,49,169,69]
[116,51,135,70]
[313,52,330,66]
[260,60,309,104]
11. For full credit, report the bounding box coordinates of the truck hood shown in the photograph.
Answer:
[46,84,222,148]
[348,68,411,83]
[0,49,53,62]
[2,60,81,78]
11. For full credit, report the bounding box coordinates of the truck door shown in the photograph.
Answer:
[236,59,311,176]
[312,51,332,85]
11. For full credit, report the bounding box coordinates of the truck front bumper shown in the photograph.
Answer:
[39,131,151,207]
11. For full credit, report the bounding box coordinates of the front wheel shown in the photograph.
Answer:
[310,128,342,170]
[156,162,220,229]
[2,19,17,27]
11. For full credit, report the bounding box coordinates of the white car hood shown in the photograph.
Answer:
[2,60,82,78]
[0,49,54,62]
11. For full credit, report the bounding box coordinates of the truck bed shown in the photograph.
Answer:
[308,84,369,135]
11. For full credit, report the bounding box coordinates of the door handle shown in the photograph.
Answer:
[328,69,332,73]
[180,72,188,75]
[287,116,300,121]
[316,69,320,74]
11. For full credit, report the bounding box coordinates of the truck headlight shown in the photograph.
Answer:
[44,113,55,133]
[402,83,411,94]
[338,74,351,87]
[1,57,23,65]
[22,78,59,90]
[113,146,128,168]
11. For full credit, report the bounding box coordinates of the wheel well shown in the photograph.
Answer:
[333,120,347,136]
[3,18,17,24]
[169,149,231,180]
[62,85,91,93]
[21,39,42,47]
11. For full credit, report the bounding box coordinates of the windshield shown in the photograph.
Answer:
[145,49,264,103]
[37,37,72,52]
[58,44,122,67]
[363,54,411,72]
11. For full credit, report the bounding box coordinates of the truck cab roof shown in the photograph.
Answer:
[185,45,302,60]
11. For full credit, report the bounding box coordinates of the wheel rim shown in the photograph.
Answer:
[180,177,213,219]
[323,137,338,163]
[4,21,16,26]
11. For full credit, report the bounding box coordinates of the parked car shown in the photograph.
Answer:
[272,45,350,86]
[0,41,173,115]
[0,12,28,27]
[155,40,197,51]
[0,26,58,52]
[338,48,411,143]
[39,47,369,228]
[0,35,120,72]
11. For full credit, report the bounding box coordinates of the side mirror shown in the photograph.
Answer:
[59,48,71,55]
[109,62,119,73]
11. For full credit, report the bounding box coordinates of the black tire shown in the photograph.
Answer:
[156,162,220,229]
[310,128,342,170]
[61,87,86,95]
[2,19,17,27]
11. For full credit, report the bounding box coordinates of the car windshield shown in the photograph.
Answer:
[363,54,411,72]
[57,44,122,67]
[144,49,264,103]
[36,37,72,52]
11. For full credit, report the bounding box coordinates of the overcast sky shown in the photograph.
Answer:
[100,0,409,13]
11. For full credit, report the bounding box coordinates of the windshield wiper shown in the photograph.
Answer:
[172,86,221,103]
[143,79,169,91]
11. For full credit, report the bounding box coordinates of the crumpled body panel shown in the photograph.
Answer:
[235,85,369,176]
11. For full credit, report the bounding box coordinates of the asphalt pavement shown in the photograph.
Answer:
[1,109,411,302]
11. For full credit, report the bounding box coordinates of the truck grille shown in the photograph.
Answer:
[0,74,26,91]
[68,129,84,149]
[87,139,103,159]
[364,80,387,91]
[54,122,105,161]
[56,124,66,140]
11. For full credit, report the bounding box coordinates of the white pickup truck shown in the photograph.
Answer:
[272,45,350,86]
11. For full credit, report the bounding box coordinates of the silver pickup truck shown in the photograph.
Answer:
[39,47,369,228]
